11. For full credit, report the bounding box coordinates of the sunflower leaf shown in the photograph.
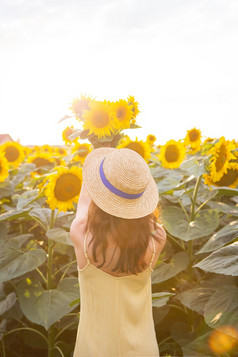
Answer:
[161,207,219,241]
[58,115,72,124]
[197,221,238,254]
[193,242,238,276]
[17,277,79,330]
[0,180,14,199]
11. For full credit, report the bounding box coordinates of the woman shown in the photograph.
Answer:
[70,147,166,357]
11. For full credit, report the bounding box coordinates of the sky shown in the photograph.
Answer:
[1,0,238,146]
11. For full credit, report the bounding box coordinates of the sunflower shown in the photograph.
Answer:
[41,145,53,153]
[209,137,236,182]
[146,134,156,145]
[127,95,140,119]
[45,166,82,211]
[70,95,92,119]
[54,147,67,156]
[117,136,151,162]
[62,126,77,144]
[0,153,9,183]
[204,163,238,188]
[112,100,133,130]
[27,152,54,174]
[0,141,25,167]
[159,140,186,169]
[184,128,202,148]
[72,142,92,164]
[82,101,116,139]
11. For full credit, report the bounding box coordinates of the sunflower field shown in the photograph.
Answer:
[0,96,238,357]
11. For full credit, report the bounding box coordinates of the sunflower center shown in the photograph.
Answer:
[125,142,145,158]
[32,157,52,168]
[189,130,199,142]
[216,168,238,186]
[58,148,65,154]
[54,173,81,202]
[92,111,109,128]
[117,108,126,121]
[165,145,179,162]
[4,146,20,162]
[215,144,227,171]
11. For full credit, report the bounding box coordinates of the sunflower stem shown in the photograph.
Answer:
[47,210,55,357]
[188,175,202,268]
[177,199,190,222]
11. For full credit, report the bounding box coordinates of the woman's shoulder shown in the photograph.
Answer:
[70,216,87,246]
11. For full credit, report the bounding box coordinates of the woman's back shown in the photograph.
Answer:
[72,227,165,357]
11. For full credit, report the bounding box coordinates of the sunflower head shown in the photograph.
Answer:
[127,95,140,119]
[27,152,55,175]
[184,128,202,148]
[117,136,151,162]
[82,101,116,139]
[45,166,82,211]
[72,142,92,164]
[112,99,133,130]
[159,140,186,169]
[208,137,236,182]
[70,95,92,120]
[0,152,9,183]
[146,134,156,145]
[62,126,77,145]
[204,163,238,188]
[0,141,25,167]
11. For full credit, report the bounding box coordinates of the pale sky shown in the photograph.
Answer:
[1,0,238,146]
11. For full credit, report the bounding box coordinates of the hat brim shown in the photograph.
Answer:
[83,147,159,219]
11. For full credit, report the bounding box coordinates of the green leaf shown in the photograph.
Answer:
[17,190,40,210]
[194,242,238,276]
[204,285,238,329]
[216,187,238,196]
[12,163,35,186]
[17,277,80,330]
[207,201,238,216]
[0,292,16,316]
[0,209,29,222]
[161,207,219,241]
[152,292,174,308]
[7,233,34,248]
[197,221,238,254]
[176,287,215,315]
[182,331,213,357]
[0,223,7,239]
[157,174,184,194]
[152,252,189,284]
[180,157,206,178]
[68,129,83,141]
[46,228,73,246]
[28,208,52,230]
[0,180,14,199]
[0,245,47,282]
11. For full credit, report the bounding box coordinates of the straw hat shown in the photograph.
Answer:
[83,147,159,219]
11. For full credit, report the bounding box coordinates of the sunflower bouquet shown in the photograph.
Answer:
[61,95,140,148]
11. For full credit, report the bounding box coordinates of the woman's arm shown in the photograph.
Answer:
[76,182,91,219]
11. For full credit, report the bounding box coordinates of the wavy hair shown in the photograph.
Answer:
[85,200,162,275]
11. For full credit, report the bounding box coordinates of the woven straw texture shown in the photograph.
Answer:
[83,147,159,219]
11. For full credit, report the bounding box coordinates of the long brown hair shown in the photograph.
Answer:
[85,200,162,275]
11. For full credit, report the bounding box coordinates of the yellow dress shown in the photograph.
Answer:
[73,231,160,357]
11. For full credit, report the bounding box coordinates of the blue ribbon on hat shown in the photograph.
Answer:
[99,158,144,199]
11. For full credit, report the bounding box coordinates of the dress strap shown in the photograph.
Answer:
[149,237,156,271]
[83,230,90,263]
